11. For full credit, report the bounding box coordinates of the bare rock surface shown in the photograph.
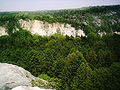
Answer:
[12,86,52,90]
[0,26,8,36]
[0,19,85,37]
[0,63,47,90]
[19,19,85,37]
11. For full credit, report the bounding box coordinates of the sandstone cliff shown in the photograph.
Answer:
[0,19,85,37]
[19,19,85,37]
[0,26,8,36]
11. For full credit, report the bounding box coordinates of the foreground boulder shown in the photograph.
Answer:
[12,86,52,90]
[0,63,47,90]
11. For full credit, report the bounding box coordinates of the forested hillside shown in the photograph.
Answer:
[0,5,120,35]
[0,5,120,90]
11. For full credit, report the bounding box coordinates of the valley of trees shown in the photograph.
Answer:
[0,29,120,90]
[0,5,120,90]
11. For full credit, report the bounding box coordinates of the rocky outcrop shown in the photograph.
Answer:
[0,19,85,37]
[0,63,47,90]
[114,31,120,35]
[19,19,85,37]
[0,26,8,36]
[12,86,52,90]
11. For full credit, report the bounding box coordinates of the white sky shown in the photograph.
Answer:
[0,0,120,11]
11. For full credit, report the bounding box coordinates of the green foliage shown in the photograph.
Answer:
[0,5,120,34]
[90,67,112,90]
[71,62,92,90]
[0,5,120,90]
[31,79,48,88]
[112,23,120,32]
[83,25,96,34]
[89,63,120,90]
[0,27,120,90]
[85,50,97,68]
[32,75,61,89]
[38,74,51,81]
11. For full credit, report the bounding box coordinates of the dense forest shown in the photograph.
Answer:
[0,5,120,90]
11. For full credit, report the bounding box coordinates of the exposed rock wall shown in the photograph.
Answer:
[0,26,8,36]
[19,19,85,37]
[0,19,85,37]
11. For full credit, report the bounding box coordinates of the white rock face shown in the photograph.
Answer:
[98,31,106,37]
[93,16,101,27]
[0,63,46,90]
[114,31,120,35]
[0,26,8,36]
[0,19,85,37]
[19,19,85,37]
[12,86,52,90]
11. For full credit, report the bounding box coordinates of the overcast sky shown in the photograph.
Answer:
[0,0,120,11]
